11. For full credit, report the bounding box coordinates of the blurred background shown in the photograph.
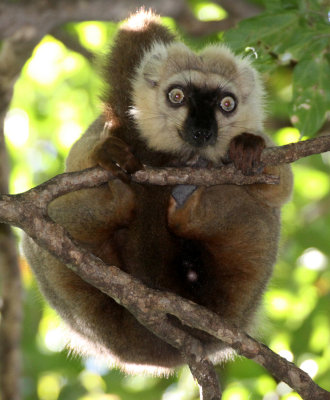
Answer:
[1,0,329,399]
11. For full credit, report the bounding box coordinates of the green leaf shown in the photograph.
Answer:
[275,31,330,63]
[224,12,298,52]
[261,0,282,11]
[291,56,330,136]
[299,0,330,13]
[281,0,299,10]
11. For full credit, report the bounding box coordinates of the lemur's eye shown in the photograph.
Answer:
[168,88,185,104]
[220,95,236,112]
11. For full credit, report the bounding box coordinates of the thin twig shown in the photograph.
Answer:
[261,135,330,165]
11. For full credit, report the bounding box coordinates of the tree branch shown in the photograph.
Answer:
[0,74,22,400]
[0,0,185,40]
[7,135,326,196]
[0,0,260,41]
[1,136,330,399]
[261,134,330,165]
[188,358,222,400]
[0,225,22,400]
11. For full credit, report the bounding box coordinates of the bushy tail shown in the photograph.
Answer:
[102,9,175,118]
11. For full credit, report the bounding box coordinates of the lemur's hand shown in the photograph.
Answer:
[93,136,143,182]
[228,133,266,176]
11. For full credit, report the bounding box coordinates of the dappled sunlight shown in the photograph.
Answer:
[266,290,292,319]
[57,121,83,148]
[281,394,302,400]
[37,373,62,400]
[277,83,293,103]
[4,108,30,147]
[309,315,330,353]
[78,394,121,400]
[298,248,328,271]
[79,371,106,393]
[278,349,294,362]
[255,375,276,397]
[10,167,31,193]
[222,384,250,400]
[276,382,293,397]
[37,307,65,354]
[321,151,330,166]
[27,39,65,85]
[161,367,198,400]
[79,23,107,48]
[162,388,187,400]
[193,2,227,21]
[294,165,330,200]
[44,328,67,353]
[62,54,81,72]
[122,375,158,393]
[299,358,319,379]
[274,127,300,145]
[269,333,291,356]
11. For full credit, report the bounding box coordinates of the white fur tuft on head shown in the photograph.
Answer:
[122,8,161,32]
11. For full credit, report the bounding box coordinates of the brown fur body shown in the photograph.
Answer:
[23,10,293,374]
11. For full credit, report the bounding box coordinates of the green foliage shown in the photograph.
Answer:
[4,1,330,399]
[224,0,330,136]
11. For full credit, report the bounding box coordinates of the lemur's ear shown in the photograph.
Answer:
[138,43,169,87]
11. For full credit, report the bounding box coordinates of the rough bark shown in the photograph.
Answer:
[0,105,22,400]
[0,0,261,40]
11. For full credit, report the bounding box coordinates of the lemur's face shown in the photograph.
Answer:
[131,43,265,163]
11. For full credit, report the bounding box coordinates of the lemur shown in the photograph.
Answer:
[23,9,293,375]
